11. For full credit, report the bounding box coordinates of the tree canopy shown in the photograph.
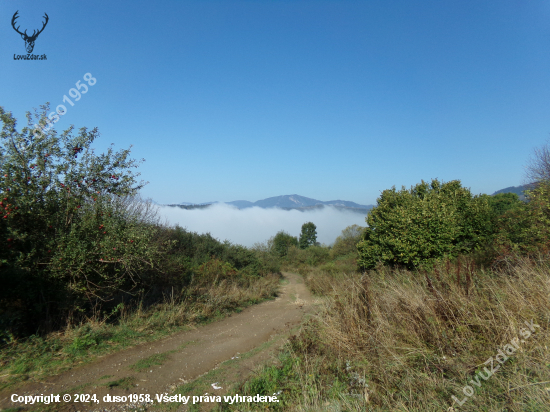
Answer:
[525,139,550,184]
[0,105,165,334]
[357,179,493,270]
[331,224,364,258]
[272,230,298,257]
[299,221,317,249]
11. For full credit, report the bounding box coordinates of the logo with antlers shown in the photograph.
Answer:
[11,11,49,53]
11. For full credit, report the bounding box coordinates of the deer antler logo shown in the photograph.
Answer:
[12,11,49,53]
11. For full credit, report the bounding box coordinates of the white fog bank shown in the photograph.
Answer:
[156,204,368,247]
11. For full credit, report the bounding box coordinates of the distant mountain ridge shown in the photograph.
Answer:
[166,194,373,214]
[163,186,536,212]
[228,194,371,210]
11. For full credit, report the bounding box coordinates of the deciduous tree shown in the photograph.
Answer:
[525,140,550,184]
[0,105,166,333]
[299,222,317,249]
[331,224,364,258]
[357,179,492,270]
[272,230,298,257]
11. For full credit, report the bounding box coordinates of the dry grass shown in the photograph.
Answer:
[224,258,550,411]
[295,257,550,410]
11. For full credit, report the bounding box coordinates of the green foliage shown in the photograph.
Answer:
[286,245,331,267]
[251,240,282,275]
[299,221,317,249]
[0,105,168,336]
[193,258,237,288]
[0,105,284,340]
[492,182,550,257]
[303,245,330,266]
[221,243,262,276]
[163,225,276,280]
[330,224,364,259]
[220,351,296,411]
[65,325,107,355]
[357,179,493,270]
[272,231,298,257]
[485,192,523,216]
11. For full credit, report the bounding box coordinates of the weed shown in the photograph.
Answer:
[105,376,137,390]
[177,340,199,350]
[130,353,169,372]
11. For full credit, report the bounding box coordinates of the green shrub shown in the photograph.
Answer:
[330,224,364,259]
[250,241,281,275]
[485,192,523,216]
[303,245,330,266]
[0,105,168,336]
[492,182,550,258]
[272,231,298,258]
[357,179,493,270]
[161,225,275,279]
[284,244,330,268]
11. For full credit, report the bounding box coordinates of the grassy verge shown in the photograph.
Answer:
[0,273,281,390]
[218,258,550,411]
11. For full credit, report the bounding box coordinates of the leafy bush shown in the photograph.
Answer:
[284,245,331,268]
[250,240,282,275]
[485,192,523,217]
[0,105,169,335]
[330,224,364,259]
[357,179,493,270]
[492,182,550,259]
[160,225,276,279]
[272,230,298,257]
[302,245,330,266]
[192,258,237,288]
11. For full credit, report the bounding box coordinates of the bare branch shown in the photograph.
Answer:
[525,139,550,184]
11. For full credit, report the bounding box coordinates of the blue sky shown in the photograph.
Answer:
[2,0,550,206]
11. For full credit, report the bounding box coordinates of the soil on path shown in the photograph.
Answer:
[0,272,315,411]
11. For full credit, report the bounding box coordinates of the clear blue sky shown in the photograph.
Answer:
[2,0,550,205]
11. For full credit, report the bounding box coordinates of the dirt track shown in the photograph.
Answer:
[0,272,315,411]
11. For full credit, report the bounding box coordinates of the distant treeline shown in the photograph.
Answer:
[165,204,212,210]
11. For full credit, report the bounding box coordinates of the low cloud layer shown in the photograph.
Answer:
[156,204,368,247]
